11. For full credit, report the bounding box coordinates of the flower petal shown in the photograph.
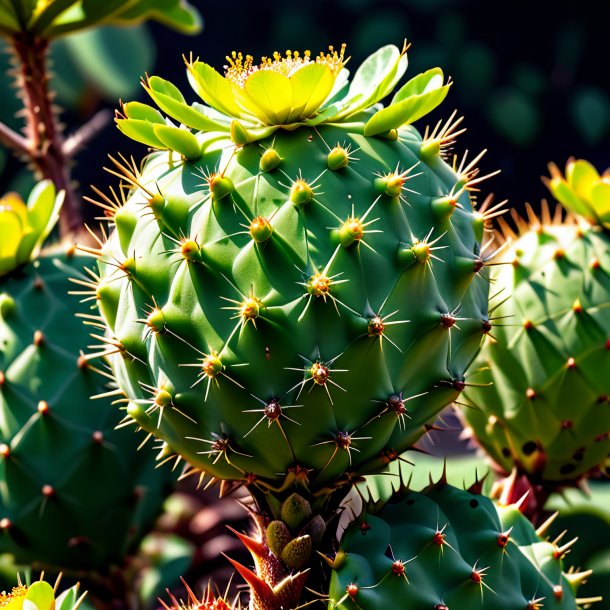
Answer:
[566,158,600,201]
[187,61,244,118]
[242,69,293,124]
[287,63,335,122]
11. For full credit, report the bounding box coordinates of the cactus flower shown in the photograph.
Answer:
[0,579,85,610]
[121,42,451,148]
[0,180,63,276]
[546,158,610,228]
[188,46,348,125]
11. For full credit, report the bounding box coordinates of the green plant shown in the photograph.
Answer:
[460,161,610,517]
[78,41,509,608]
[0,182,173,580]
[0,0,200,236]
[329,481,589,609]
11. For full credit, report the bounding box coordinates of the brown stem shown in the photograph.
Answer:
[10,32,81,237]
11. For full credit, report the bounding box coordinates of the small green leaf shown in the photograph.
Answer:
[55,588,77,610]
[145,77,229,132]
[152,125,201,160]
[364,69,450,136]
[230,120,277,145]
[29,0,79,33]
[333,44,408,120]
[111,0,201,34]
[0,0,20,32]
[43,0,200,37]
[123,101,165,123]
[116,118,167,148]
[549,178,591,219]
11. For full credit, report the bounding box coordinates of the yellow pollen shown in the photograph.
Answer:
[0,586,28,608]
[224,45,347,87]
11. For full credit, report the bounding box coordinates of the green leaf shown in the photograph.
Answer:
[43,0,200,37]
[62,25,154,98]
[549,177,592,219]
[112,0,201,34]
[230,120,277,145]
[0,0,20,31]
[145,76,229,132]
[152,125,201,160]
[7,0,35,26]
[55,588,77,610]
[123,101,166,124]
[364,69,450,136]
[116,118,167,148]
[29,0,79,33]
[331,44,408,120]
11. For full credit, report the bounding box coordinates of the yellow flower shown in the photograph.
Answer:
[547,158,610,228]
[187,45,348,125]
[0,181,63,276]
[0,579,85,610]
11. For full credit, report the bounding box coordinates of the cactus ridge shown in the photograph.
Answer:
[0,247,171,571]
[462,202,610,485]
[328,482,589,609]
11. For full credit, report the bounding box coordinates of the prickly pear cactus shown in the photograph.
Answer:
[461,196,610,486]
[0,184,172,572]
[86,43,495,495]
[329,483,591,609]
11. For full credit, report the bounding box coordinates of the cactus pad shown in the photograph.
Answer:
[329,483,589,609]
[462,205,610,485]
[0,245,172,571]
[89,44,494,493]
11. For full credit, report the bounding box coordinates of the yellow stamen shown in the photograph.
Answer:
[0,586,28,608]
[224,45,347,88]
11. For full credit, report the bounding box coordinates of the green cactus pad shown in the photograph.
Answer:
[462,206,610,484]
[90,45,492,493]
[0,245,172,571]
[329,483,588,609]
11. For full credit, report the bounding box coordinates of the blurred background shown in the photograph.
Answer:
[2,0,610,214]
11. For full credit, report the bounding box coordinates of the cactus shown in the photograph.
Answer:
[328,481,591,609]
[460,160,610,500]
[85,43,496,497]
[0,183,173,573]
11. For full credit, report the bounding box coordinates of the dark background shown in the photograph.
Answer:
[4,0,610,215]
